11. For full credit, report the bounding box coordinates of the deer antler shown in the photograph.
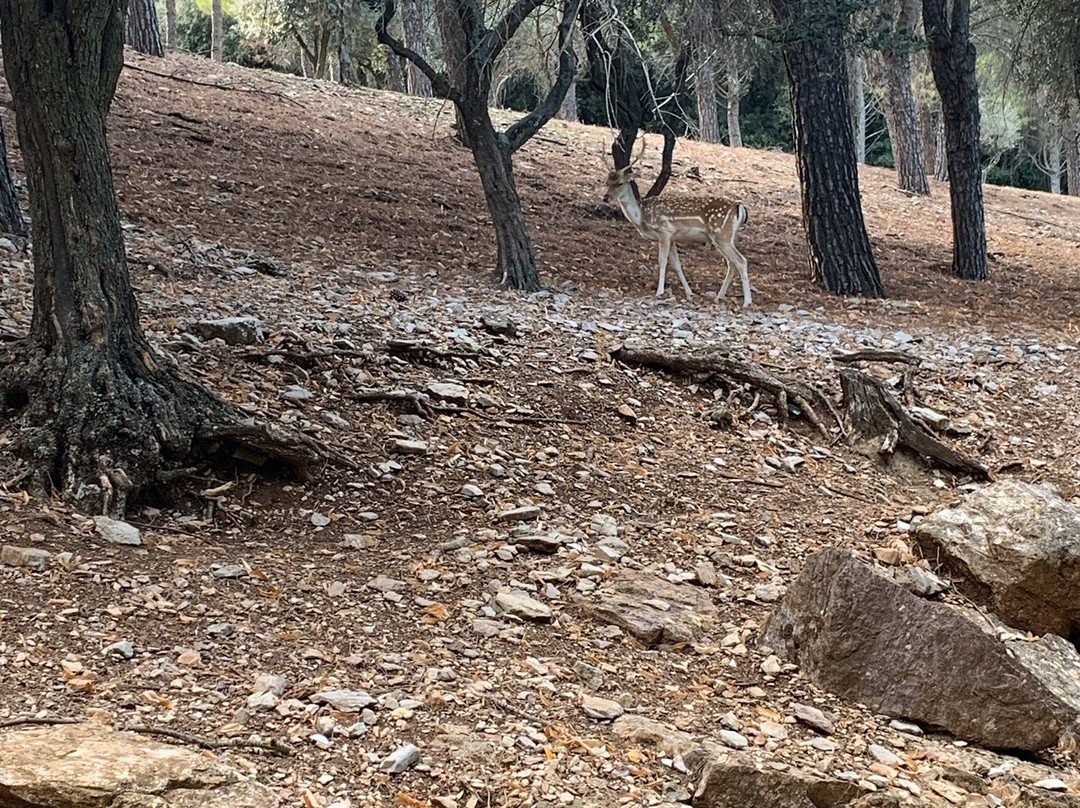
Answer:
[629,135,646,167]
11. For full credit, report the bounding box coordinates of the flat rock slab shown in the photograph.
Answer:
[693,755,865,808]
[761,548,1080,752]
[576,570,718,646]
[0,723,277,807]
[914,480,1080,638]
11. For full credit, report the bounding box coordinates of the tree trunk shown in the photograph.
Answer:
[0,0,235,503]
[383,45,406,91]
[315,25,332,80]
[1066,110,1080,196]
[125,0,164,56]
[851,55,866,164]
[691,0,720,144]
[769,0,885,298]
[923,0,987,280]
[0,120,25,236]
[164,0,177,51]
[1046,123,1063,193]
[879,52,930,194]
[336,10,355,84]
[434,0,469,139]
[558,81,578,121]
[463,110,540,292]
[402,0,432,96]
[725,57,743,148]
[210,0,223,61]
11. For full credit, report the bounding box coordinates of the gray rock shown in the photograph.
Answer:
[577,570,718,646]
[392,438,428,455]
[516,532,566,554]
[102,640,134,659]
[761,548,1080,752]
[891,564,949,597]
[693,755,865,808]
[914,481,1080,638]
[379,743,421,774]
[309,689,376,712]
[595,536,629,561]
[612,714,698,760]
[792,703,834,735]
[1,545,51,571]
[253,673,288,696]
[573,660,604,691]
[93,516,142,546]
[718,730,749,749]
[367,575,406,592]
[190,316,264,346]
[472,618,509,637]
[426,382,469,405]
[494,591,552,622]
[694,561,718,587]
[581,696,623,720]
[494,506,541,523]
[210,563,247,579]
[867,744,900,766]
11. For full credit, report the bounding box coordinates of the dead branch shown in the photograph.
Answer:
[832,349,921,365]
[198,420,359,476]
[610,343,839,438]
[0,716,84,729]
[122,62,306,107]
[124,724,293,756]
[386,339,482,364]
[839,368,988,478]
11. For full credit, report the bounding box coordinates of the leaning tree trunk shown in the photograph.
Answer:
[164,0,177,50]
[465,110,540,292]
[769,0,885,298]
[210,0,224,61]
[879,50,930,194]
[557,81,578,121]
[923,0,986,280]
[0,0,235,504]
[0,120,25,236]
[125,0,164,57]
[401,0,432,96]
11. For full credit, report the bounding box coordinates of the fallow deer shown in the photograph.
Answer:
[603,147,752,306]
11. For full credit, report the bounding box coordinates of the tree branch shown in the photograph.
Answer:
[376,0,454,99]
[487,0,546,62]
[507,0,583,152]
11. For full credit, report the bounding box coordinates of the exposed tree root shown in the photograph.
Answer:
[838,368,989,478]
[609,343,840,438]
[0,338,348,513]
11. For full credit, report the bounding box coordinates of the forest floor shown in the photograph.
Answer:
[0,50,1079,808]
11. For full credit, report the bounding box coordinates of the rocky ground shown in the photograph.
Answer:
[0,51,1079,808]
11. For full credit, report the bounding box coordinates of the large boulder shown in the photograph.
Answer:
[0,723,278,807]
[914,481,1080,639]
[760,548,1080,752]
[575,571,718,646]
[692,755,867,808]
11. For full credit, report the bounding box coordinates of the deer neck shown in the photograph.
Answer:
[614,187,651,236]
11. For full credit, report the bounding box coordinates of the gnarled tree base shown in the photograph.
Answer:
[0,340,327,514]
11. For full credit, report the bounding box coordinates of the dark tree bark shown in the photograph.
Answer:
[0,120,25,236]
[768,0,885,298]
[383,44,406,91]
[211,0,223,61]
[1066,110,1080,196]
[402,0,432,96]
[850,54,866,164]
[557,81,578,121]
[125,0,164,57]
[164,0,177,51]
[922,0,987,280]
[378,0,583,291]
[873,0,929,194]
[0,0,318,507]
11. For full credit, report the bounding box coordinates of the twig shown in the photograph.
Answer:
[0,716,84,729]
[986,204,1078,234]
[122,62,306,108]
[386,339,482,364]
[124,724,293,756]
[714,471,785,489]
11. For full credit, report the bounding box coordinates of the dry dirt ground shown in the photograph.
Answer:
[0,51,1079,808]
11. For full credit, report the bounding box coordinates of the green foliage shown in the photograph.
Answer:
[734,53,792,150]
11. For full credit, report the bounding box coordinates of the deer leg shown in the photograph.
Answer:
[711,235,736,300]
[668,243,693,300]
[656,236,671,297]
[719,242,752,307]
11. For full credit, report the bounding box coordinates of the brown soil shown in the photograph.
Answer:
[0,50,1077,808]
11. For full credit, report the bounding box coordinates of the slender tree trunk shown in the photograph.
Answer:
[768,0,884,298]
[1046,123,1063,193]
[125,0,164,56]
[691,0,720,143]
[314,26,332,79]
[383,45,406,91]
[164,0,177,51]
[402,0,432,96]
[0,120,25,236]
[434,0,469,140]
[923,0,986,280]
[0,0,240,503]
[1066,109,1080,196]
[851,55,866,164]
[879,51,930,194]
[210,0,223,61]
[725,57,743,148]
[465,114,540,292]
[558,81,578,121]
